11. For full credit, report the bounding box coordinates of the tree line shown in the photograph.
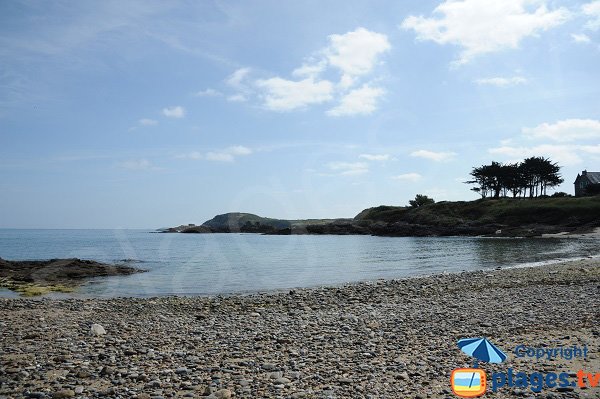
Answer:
[466,156,563,198]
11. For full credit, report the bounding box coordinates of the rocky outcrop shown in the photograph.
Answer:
[0,258,145,296]
[161,197,600,237]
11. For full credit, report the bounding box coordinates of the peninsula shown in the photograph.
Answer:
[162,196,600,238]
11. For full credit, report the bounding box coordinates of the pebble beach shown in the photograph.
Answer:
[1,259,599,399]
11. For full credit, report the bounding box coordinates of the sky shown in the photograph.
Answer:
[1,0,599,228]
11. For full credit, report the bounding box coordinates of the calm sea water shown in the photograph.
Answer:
[0,229,598,297]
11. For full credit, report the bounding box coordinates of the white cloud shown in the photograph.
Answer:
[194,88,222,97]
[227,145,252,156]
[325,27,391,81]
[327,85,385,116]
[176,151,203,160]
[162,106,185,118]
[254,28,389,115]
[571,33,591,43]
[489,118,600,167]
[580,144,600,154]
[117,159,158,170]
[256,77,334,111]
[226,68,250,88]
[410,149,457,162]
[392,173,423,182]
[177,146,252,162]
[583,0,600,30]
[489,144,586,166]
[205,152,235,162]
[226,68,252,103]
[327,161,369,176]
[474,76,528,87]
[139,118,158,126]
[292,59,327,78]
[227,94,247,102]
[359,154,391,161]
[401,0,570,64]
[522,119,600,142]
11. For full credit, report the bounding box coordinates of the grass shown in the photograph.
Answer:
[354,196,600,227]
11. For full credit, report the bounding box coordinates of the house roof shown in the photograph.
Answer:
[586,172,600,184]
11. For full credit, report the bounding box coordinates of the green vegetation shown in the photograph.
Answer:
[200,212,349,232]
[202,212,292,231]
[409,194,435,208]
[0,278,75,297]
[355,196,600,228]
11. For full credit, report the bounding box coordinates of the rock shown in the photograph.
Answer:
[268,371,283,379]
[274,377,291,384]
[26,393,46,399]
[556,386,574,392]
[90,323,106,336]
[289,371,301,379]
[261,363,276,370]
[53,390,75,398]
[214,389,232,399]
[74,387,84,395]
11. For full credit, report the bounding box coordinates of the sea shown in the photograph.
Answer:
[0,229,598,298]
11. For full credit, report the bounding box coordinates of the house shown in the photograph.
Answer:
[574,170,600,196]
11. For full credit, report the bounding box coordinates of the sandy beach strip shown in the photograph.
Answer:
[1,259,599,399]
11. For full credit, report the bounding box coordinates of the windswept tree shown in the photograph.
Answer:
[466,157,563,199]
[409,194,435,208]
[466,162,505,198]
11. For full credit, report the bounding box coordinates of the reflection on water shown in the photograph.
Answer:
[0,229,597,297]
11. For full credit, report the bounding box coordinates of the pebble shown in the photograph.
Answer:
[52,390,75,398]
[214,388,232,398]
[90,323,106,336]
[0,260,597,399]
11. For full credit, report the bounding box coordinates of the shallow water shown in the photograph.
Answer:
[0,229,597,297]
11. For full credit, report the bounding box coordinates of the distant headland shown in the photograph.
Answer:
[160,196,600,238]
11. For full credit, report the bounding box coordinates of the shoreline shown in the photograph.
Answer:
[1,258,598,398]
[1,248,599,299]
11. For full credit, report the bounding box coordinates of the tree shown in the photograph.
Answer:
[502,163,524,198]
[467,162,504,198]
[520,156,564,197]
[466,157,563,199]
[409,194,435,208]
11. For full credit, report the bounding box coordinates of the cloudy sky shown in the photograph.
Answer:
[1,0,599,228]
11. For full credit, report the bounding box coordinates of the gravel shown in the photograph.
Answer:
[0,259,598,398]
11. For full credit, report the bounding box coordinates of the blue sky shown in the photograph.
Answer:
[1,0,599,228]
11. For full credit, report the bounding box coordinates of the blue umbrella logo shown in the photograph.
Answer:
[458,337,507,367]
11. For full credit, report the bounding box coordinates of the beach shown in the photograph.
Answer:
[1,259,599,399]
